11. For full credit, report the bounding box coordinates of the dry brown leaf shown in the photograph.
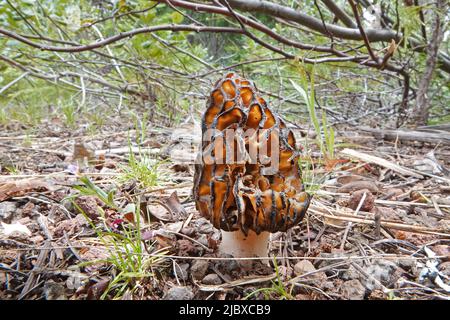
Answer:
[73,142,94,162]
[87,279,110,300]
[73,196,100,220]
[324,158,349,171]
[410,191,428,203]
[170,163,191,173]
[165,191,187,218]
[338,180,379,194]
[0,179,53,201]
[323,216,348,228]
[348,189,376,212]
[146,203,173,222]
[336,174,371,185]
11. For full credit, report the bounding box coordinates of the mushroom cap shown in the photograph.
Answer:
[194,73,311,235]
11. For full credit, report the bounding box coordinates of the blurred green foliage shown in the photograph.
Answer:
[0,0,448,132]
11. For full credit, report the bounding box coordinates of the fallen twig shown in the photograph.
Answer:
[340,148,424,179]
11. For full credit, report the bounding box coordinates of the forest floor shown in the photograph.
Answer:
[0,117,449,300]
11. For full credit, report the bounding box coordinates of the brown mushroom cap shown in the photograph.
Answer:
[194,73,311,235]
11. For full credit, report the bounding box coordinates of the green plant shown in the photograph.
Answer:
[290,65,335,162]
[387,290,398,300]
[397,3,428,48]
[11,102,44,127]
[61,102,78,128]
[132,111,148,145]
[0,108,7,125]
[118,143,164,189]
[88,112,107,129]
[72,178,168,299]
[73,176,118,209]
[298,154,324,196]
[21,130,33,148]
[321,110,335,160]
[244,258,294,300]
[5,165,20,175]
[76,201,168,299]
[86,123,99,136]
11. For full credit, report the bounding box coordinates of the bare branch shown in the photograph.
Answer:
[0,19,373,67]
[225,0,398,42]
[0,54,143,97]
[409,0,447,126]
[0,25,244,53]
[219,0,294,59]
[349,0,379,65]
[320,0,356,28]
[154,0,336,54]
[224,0,449,73]
[82,3,160,28]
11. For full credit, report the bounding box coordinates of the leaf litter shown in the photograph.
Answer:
[0,123,449,300]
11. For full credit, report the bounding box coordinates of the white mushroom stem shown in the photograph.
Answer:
[219,229,270,268]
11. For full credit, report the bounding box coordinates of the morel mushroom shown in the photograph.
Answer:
[194,73,311,264]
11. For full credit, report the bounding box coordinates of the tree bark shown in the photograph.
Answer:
[224,0,450,73]
[410,0,446,126]
[320,0,356,28]
[226,0,398,41]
